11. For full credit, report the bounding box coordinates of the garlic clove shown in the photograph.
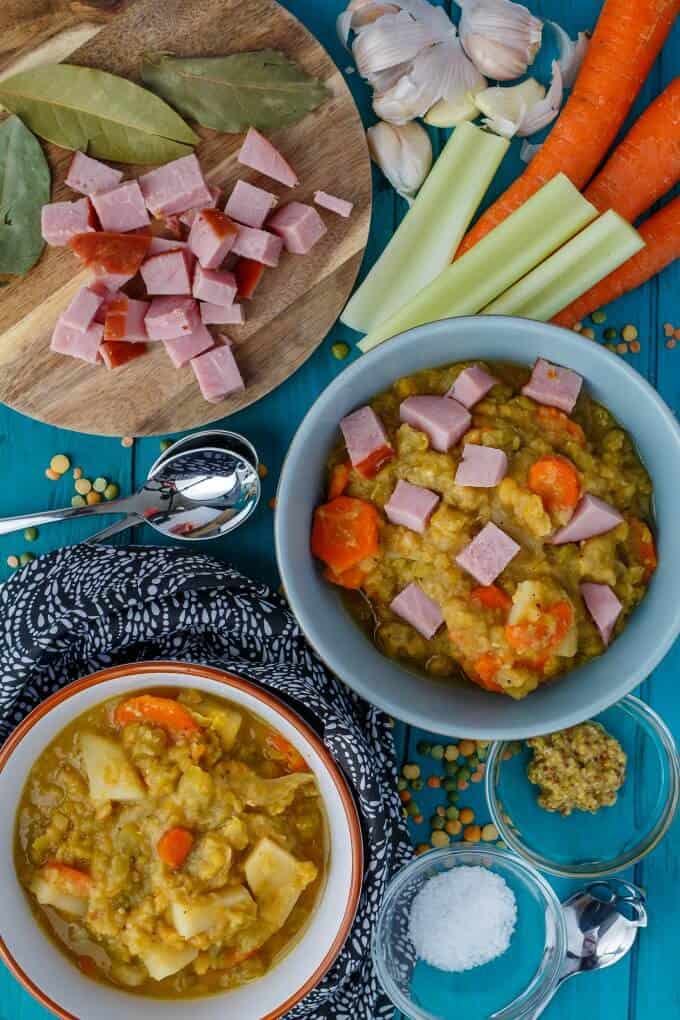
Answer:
[475,77,545,128]
[548,20,589,90]
[424,92,479,126]
[457,0,543,81]
[366,120,433,203]
[352,7,446,81]
[337,0,401,49]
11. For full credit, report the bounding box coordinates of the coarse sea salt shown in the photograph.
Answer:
[409,866,517,972]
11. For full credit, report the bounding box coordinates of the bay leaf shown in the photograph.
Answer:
[0,115,50,276]
[0,64,198,165]
[141,50,330,133]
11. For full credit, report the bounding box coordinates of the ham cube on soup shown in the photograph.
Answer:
[238,128,298,187]
[41,198,95,246]
[145,296,200,341]
[138,154,212,216]
[90,181,150,232]
[390,583,444,640]
[340,406,393,478]
[141,249,194,296]
[191,345,245,403]
[268,203,327,255]
[384,480,440,534]
[455,445,508,488]
[581,582,623,645]
[231,224,283,267]
[61,287,103,332]
[225,180,277,229]
[163,324,214,368]
[456,523,520,586]
[448,366,497,409]
[65,151,123,196]
[189,210,239,269]
[400,396,471,452]
[522,358,583,414]
[550,493,623,545]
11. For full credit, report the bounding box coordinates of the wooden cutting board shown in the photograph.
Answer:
[0,0,371,436]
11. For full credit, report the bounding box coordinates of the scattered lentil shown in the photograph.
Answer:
[443,778,457,792]
[104,483,119,501]
[430,744,444,760]
[268,497,277,510]
[572,322,582,332]
[470,770,484,783]
[445,805,459,821]
[397,778,408,791]
[674,328,680,341]
[444,761,458,777]
[6,555,19,569]
[666,339,677,350]
[430,830,450,848]
[413,814,423,825]
[159,439,174,452]
[411,778,424,791]
[415,843,430,855]
[458,739,476,757]
[73,467,83,480]
[427,775,442,788]
[331,342,350,360]
[431,815,445,831]
[406,801,421,817]
[71,495,86,508]
[92,477,108,493]
[616,342,628,354]
[463,824,481,842]
[257,463,268,479]
[581,327,595,340]
[121,436,134,448]
[402,763,420,780]
[664,323,674,337]
[45,468,60,481]
[444,744,459,762]
[445,819,462,836]
[457,779,469,791]
[591,310,606,324]
[459,807,475,825]
[417,740,432,755]
[19,552,36,566]
[603,327,617,341]
[74,478,92,496]
[50,454,71,475]
[435,805,446,818]
[630,341,641,354]
[23,527,38,542]
[621,324,638,342]
[86,492,103,505]
[482,823,499,841]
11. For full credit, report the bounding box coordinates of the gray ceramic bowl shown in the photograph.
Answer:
[275,317,680,738]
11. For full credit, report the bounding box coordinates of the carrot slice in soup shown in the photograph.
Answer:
[536,406,586,446]
[69,232,151,274]
[328,462,350,500]
[470,585,512,612]
[528,456,581,513]
[311,496,379,573]
[506,601,573,656]
[44,862,92,895]
[323,563,365,589]
[265,732,309,773]
[114,694,199,733]
[157,827,194,869]
[471,654,504,693]
[629,517,657,580]
[355,444,394,479]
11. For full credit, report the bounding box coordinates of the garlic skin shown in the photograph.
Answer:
[367,120,433,203]
[457,0,543,81]
[475,61,563,138]
[548,20,589,89]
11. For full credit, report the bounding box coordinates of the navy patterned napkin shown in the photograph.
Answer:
[0,544,412,1019]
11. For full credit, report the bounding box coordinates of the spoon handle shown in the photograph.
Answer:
[0,495,140,536]
[84,515,142,545]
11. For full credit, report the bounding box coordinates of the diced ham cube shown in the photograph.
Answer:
[188,209,239,269]
[231,224,283,267]
[100,341,148,370]
[41,198,95,246]
[138,154,212,216]
[522,358,583,414]
[193,265,237,306]
[448,366,497,409]
[234,259,265,299]
[313,190,353,218]
[103,296,150,342]
[581,582,623,645]
[340,406,394,478]
[390,582,444,639]
[51,318,103,364]
[140,249,194,296]
[550,493,624,545]
[61,287,103,332]
[191,345,245,402]
[90,181,150,232]
[93,288,121,324]
[148,236,189,255]
[225,179,277,229]
[238,127,298,187]
[163,324,214,368]
[89,268,135,292]
[384,480,440,534]
[179,186,221,228]
[268,202,326,255]
[456,523,520,586]
[200,301,245,326]
[455,444,508,488]
[145,296,200,341]
[400,396,471,452]
[65,151,123,196]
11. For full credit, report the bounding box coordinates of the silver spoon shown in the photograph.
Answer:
[494,880,647,1019]
[0,443,261,542]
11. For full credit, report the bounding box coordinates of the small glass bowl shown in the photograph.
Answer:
[372,845,566,1020]
[485,695,679,879]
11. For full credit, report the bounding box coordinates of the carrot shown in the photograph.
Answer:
[323,563,366,589]
[311,496,380,573]
[629,517,658,581]
[470,586,512,612]
[471,654,504,693]
[506,601,573,656]
[584,79,680,224]
[355,446,394,479]
[157,827,194,869]
[265,732,309,773]
[456,0,680,256]
[69,232,151,274]
[528,455,581,512]
[76,955,98,978]
[536,406,586,447]
[553,195,680,327]
[99,341,148,370]
[328,461,350,500]
[114,694,200,734]
[235,258,265,299]
[44,862,92,896]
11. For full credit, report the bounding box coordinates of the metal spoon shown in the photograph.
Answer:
[0,442,261,542]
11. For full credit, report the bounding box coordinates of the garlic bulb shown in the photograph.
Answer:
[367,120,433,202]
[337,1,400,48]
[457,0,543,80]
[475,62,562,138]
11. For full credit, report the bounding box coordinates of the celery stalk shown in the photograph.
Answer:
[482,210,645,321]
[341,123,509,334]
[358,174,597,354]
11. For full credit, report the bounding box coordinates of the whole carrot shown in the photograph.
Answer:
[552,195,680,327]
[457,0,680,257]
[584,78,680,221]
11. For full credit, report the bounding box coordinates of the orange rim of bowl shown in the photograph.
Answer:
[0,660,364,1020]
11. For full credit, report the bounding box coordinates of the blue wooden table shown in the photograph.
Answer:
[1,2,678,1017]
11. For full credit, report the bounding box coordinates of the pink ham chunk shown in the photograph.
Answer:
[140,249,194,296]
[65,151,123,196]
[193,265,237,306]
[148,236,189,255]
[103,296,150,343]
[268,202,327,255]
[313,190,353,218]
[522,358,583,414]
[188,210,239,269]
[225,179,277,229]
[448,366,497,409]
[200,301,245,326]
[400,396,471,452]
[384,480,440,534]
[455,444,508,488]
[163,324,214,368]
[61,287,103,332]
[231,224,283,267]
[191,345,245,402]
[550,494,624,545]
[145,296,200,341]
[179,186,221,228]
[51,318,103,364]
[340,406,394,478]
[581,582,623,645]
[138,154,212,216]
[456,523,520,586]
[41,198,95,246]
[90,181,150,232]
[238,128,298,187]
[390,583,444,639]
